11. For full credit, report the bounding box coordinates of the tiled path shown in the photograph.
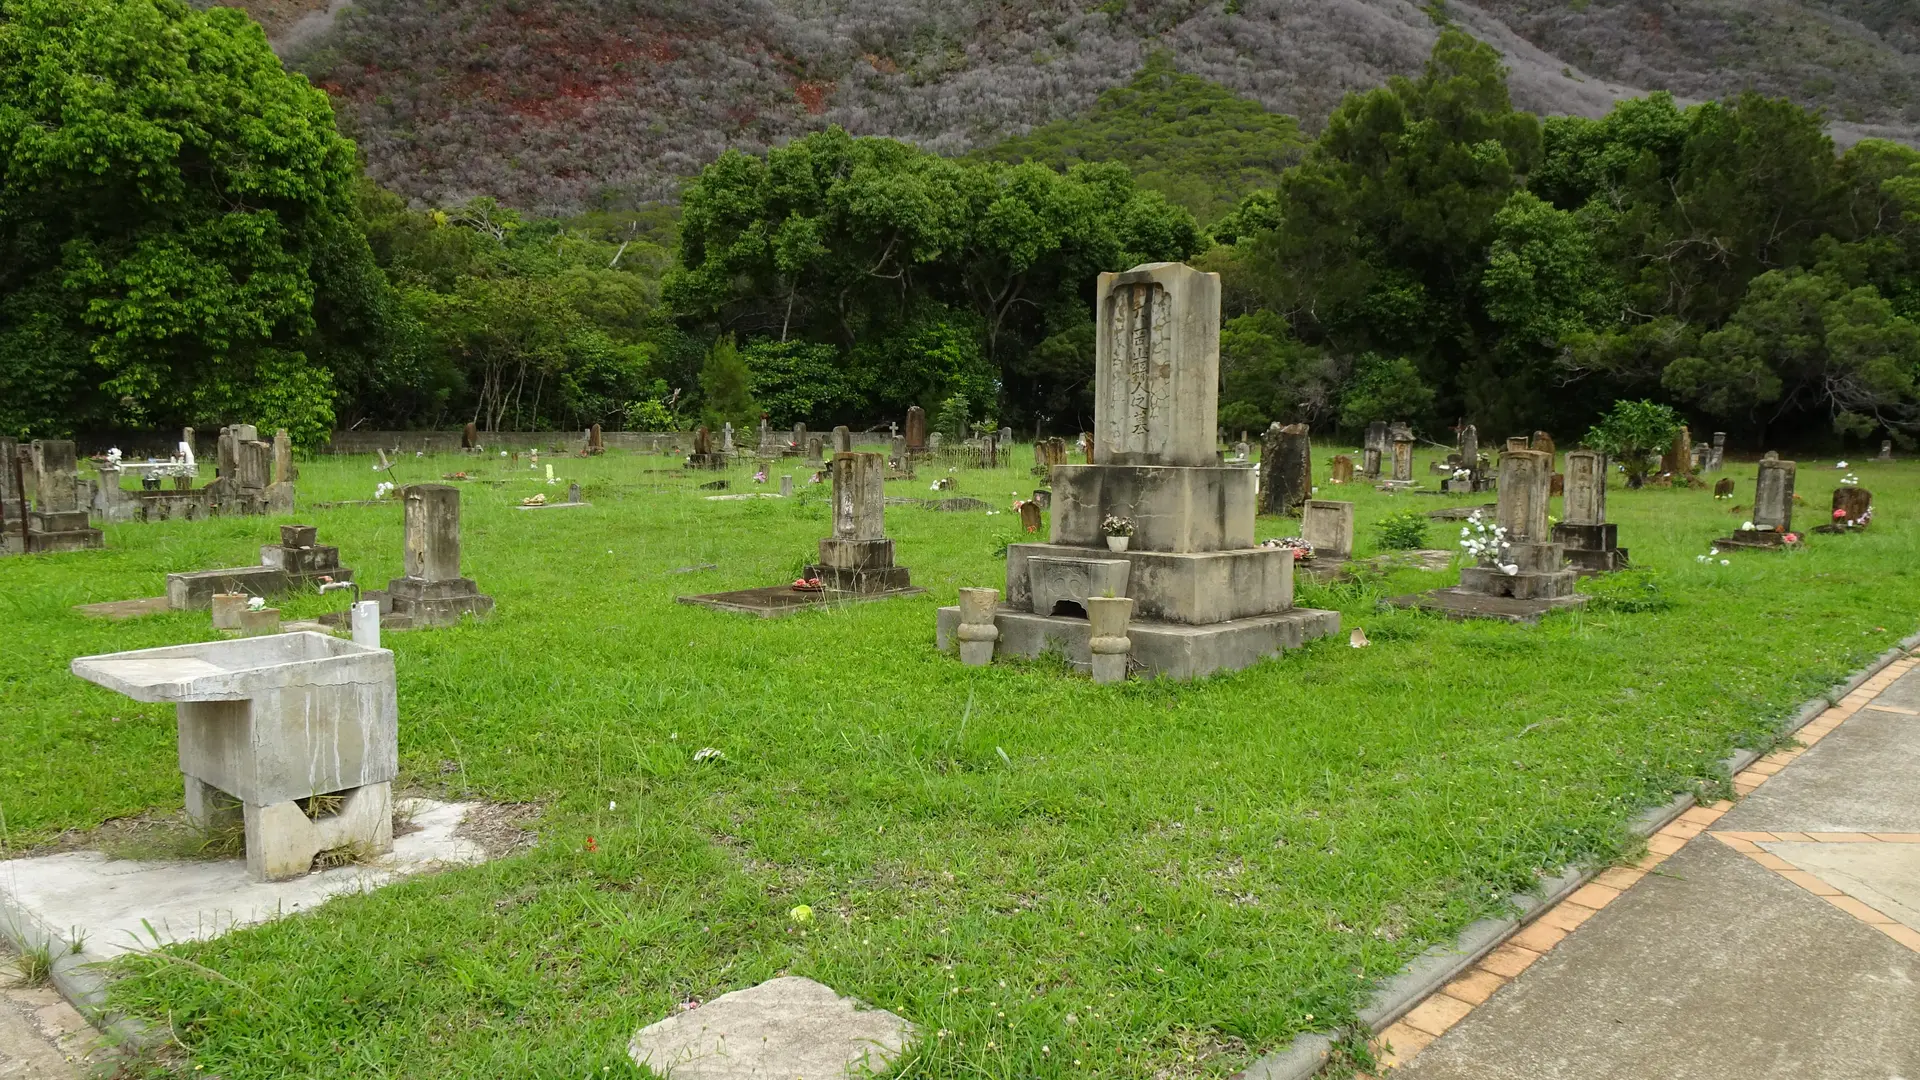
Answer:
[1382,654,1920,1079]
[0,949,95,1079]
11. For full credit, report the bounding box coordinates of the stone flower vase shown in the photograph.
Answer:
[1085,595,1133,684]
[1106,534,1130,553]
[955,587,1001,667]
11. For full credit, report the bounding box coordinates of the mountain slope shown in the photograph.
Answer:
[262,0,1920,214]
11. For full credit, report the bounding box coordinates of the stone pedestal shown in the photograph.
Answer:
[1555,449,1626,572]
[24,440,104,553]
[956,588,1000,666]
[940,262,1337,679]
[1301,500,1354,560]
[1086,596,1133,684]
[72,633,398,881]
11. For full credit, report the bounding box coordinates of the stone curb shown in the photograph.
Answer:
[1237,633,1920,1080]
[0,881,154,1057]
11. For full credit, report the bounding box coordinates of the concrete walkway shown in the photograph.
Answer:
[1384,656,1920,1079]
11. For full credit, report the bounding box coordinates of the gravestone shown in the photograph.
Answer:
[1363,421,1388,479]
[722,423,735,453]
[1552,449,1627,572]
[1080,432,1094,464]
[1817,486,1872,533]
[804,453,916,594]
[806,436,824,463]
[889,435,908,472]
[686,426,726,470]
[1260,422,1311,515]
[1505,436,1530,452]
[929,432,943,453]
[1425,449,1583,616]
[0,437,25,555]
[383,485,494,625]
[587,424,605,455]
[1019,500,1043,533]
[1717,457,1799,549]
[1707,431,1725,472]
[780,475,794,498]
[791,423,806,452]
[1879,440,1893,462]
[999,427,1013,447]
[938,261,1337,680]
[1300,500,1354,560]
[462,422,479,450]
[905,406,928,453]
[1232,440,1251,463]
[265,429,297,513]
[1444,423,1484,493]
[832,426,852,454]
[1531,431,1556,471]
[1386,424,1415,487]
[1714,477,1735,498]
[167,524,356,610]
[1330,455,1354,484]
[1662,426,1693,478]
[25,440,103,553]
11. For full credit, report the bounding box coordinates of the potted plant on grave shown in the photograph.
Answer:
[1101,514,1136,552]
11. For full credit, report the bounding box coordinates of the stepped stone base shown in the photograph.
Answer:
[1007,542,1293,625]
[935,604,1339,681]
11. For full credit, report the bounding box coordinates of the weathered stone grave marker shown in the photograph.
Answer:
[1553,448,1627,572]
[1717,456,1799,550]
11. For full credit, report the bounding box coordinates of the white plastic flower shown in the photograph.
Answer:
[1709,547,1720,555]
[1836,461,1848,468]
[1720,559,1730,565]
[1500,563,1519,576]
[1696,554,1709,563]
[247,596,266,611]
[1741,521,1755,531]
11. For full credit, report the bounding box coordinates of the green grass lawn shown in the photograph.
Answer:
[3,441,1914,1079]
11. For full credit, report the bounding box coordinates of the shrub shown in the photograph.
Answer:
[1373,508,1430,550]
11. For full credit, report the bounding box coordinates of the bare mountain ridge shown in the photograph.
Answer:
[256,0,1920,214]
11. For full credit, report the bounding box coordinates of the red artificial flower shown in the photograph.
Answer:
[1834,508,1847,519]
[585,836,598,853]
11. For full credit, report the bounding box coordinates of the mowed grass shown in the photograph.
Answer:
[3,440,1915,1078]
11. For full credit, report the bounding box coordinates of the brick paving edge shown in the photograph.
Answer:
[1235,629,1920,1080]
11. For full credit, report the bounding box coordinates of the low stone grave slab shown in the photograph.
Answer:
[73,596,172,620]
[1426,504,1498,521]
[0,800,487,967]
[678,584,926,618]
[1386,586,1587,623]
[929,497,993,512]
[629,975,913,1080]
[704,493,783,501]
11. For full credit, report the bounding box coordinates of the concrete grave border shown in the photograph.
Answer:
[1237,626,1920,1080]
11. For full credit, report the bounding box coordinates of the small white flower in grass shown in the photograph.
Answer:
[1696,555,1708,563]
[692,746,724,763]
[1720,559,1730,565]
[1710,547,1720,555]
[609,801,616,810]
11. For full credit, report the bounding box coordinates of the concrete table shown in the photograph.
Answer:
[71,632,398,881]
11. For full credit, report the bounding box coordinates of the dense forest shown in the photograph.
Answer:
[2,0,1918,451]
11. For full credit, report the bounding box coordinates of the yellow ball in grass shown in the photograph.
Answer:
[789,905,814,924]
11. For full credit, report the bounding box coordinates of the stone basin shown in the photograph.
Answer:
[71,632,399,881]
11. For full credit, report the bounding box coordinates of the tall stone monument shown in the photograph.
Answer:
[1552,449,1627,572]
[905,406,928,454]
[1363,421,1388,479]
[1717,456,1799,549]
[804,452,915,594]
[936,262,1338,680]
[1383,424,1416,488]
[0,437,26,555]
[381,485,494,626]
[25,440,104,553]
[1260,422,1312,515]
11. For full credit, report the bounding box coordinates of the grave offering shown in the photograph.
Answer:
[1815,486,1872,533]
[1362,421,1387,479]
[1260,422,1312,515]
[1716,456,1799,550]
[1552,449,1628,572]
[937,262,1338,680]
[680,453,924,617]
[71,632,398,881]
[685,426,727,469]
[905,406,928,454]
[14,439,104,553]
[378,485,495,626]
[1394,449,1586,622]
[167,524,357,610]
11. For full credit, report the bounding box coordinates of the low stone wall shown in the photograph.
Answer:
[321,430,691,455]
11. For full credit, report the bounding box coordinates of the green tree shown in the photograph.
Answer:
[698,335,757,431]
[0,0,386,445]
[980,53,1305,225]
[1339,353,1437,433]
[1216,311,1337,431]
[1583,400,1682,487]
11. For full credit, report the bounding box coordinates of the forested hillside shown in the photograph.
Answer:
[262,0,1920,214]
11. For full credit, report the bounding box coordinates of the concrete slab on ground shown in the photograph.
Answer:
[1715,691,1920,834]
[1395,838,1920,1079]
[628,975,913,1079]
[0,800,484,965]
[1764,840,1920,931]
